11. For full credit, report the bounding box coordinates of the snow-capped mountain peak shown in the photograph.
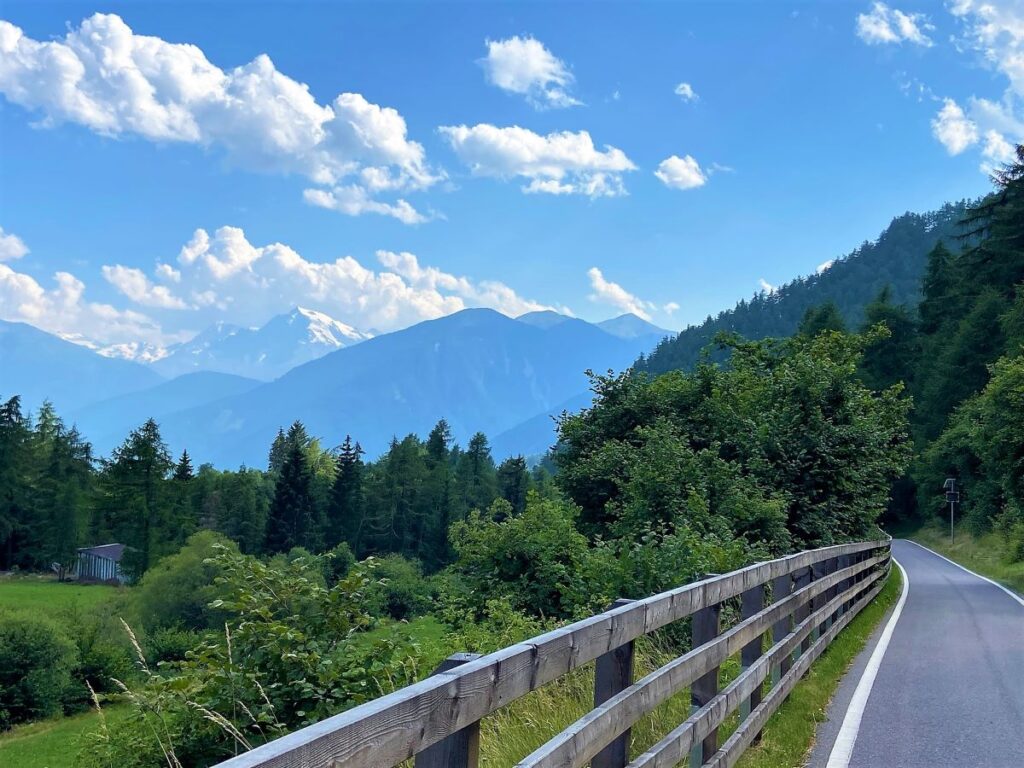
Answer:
[149,308,373,380]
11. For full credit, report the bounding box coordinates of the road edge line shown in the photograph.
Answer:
[902,538,1024,609]
[824,558,909,768]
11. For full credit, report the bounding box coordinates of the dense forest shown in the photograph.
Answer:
[0,409,552,577]
[0,149,1020,767]
[639,201,971,375]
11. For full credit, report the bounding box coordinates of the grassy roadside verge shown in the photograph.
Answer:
[909,526,1024,594]
[733,566,902,768]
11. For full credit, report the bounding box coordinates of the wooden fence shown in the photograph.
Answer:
[213,538,891,768]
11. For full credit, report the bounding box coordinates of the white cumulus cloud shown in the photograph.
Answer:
[758,278,776,294]
[0,261,167,347]
[674,82,698,101]
[0,14,439,222]
[0,227,29,262]
[587,267,654,321]
[106,225,560,334]
[481,36,579,109]
[654,155,708,190]
[932,98,979,154]
[816,259,835,274]
[856,2,934,46]
[440,123,636,197]
[101,265,189,309]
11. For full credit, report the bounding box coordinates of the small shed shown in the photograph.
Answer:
[75,543,129,584]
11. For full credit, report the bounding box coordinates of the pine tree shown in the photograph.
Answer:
[265,437,316,554]
[97,419,173,573]
[326,436,365,552]
[268,428,287,473]
[0,397,32,569]
[173,450,194,481]
[497,456,530,517]
[798,301,846,337]
[858,286,920,393]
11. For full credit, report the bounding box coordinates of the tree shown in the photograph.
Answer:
[798,301,846,337]
[326,436,365,552]
[0,396,33,569]
[455,432,498,516]
[173,450,194,481]
[858,286,920,393]
[265,427,317,554]
[94,419,173,573]
[497,456,529,517]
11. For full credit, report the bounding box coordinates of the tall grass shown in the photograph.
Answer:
[910,525,1024,594]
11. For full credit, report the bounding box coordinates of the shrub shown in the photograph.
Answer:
[0,611,79,728]
[133,530,237,631]
[448,494,601,620]
[146,627,202,665]
[363,554,435,620]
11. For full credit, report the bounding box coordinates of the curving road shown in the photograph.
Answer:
[809,539,1024,768]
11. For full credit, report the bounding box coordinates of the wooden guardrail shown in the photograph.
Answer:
[213,538,891,768]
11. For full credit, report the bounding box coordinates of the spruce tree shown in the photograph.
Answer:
[265,437,316,554]
[326,436,365,552]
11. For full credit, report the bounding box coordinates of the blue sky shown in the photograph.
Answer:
[1,1,1021,352]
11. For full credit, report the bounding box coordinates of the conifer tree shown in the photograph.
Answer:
[497,455,530,517]
[326,435,365,552]
[265,433,316,554]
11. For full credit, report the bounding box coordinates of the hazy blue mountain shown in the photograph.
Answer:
[516,310,574,330]
[491,391,595,460]
[596,314,671,340]
[157,308,658,466]
[0,320,163,414]
[152,307,372,380]
[70,371,262,456]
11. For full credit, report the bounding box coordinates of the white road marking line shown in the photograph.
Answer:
[903,538,1024,609]
[824,558,910,768]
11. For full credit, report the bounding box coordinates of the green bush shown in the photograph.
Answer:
[0,611,79,728]
[146,627,202,665]
[363,554,435,620]
[133,530,237,631]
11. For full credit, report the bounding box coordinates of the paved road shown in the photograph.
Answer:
[809,539,1024,768]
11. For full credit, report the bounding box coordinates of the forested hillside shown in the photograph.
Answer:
[639,201,971,375]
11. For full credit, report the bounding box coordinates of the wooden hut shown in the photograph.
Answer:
[75,543,129,584]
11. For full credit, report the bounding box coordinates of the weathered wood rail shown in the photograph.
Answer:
[214,538,891,768]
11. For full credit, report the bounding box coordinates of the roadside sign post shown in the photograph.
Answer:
[943,478,959,544]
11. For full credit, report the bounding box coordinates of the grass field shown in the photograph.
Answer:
[0,575,121,617]
[910,526,1024,594]
[0,704,130,768]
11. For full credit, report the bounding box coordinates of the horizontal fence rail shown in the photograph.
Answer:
[213,538,892,768]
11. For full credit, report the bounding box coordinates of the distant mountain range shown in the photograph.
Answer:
[1,309,668,463]
[151,307,373,380]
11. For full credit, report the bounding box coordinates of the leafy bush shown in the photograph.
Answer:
[448,495,603,620]
[146,627,202,665]
[363,554,435,620]
[79,545,424,767]
[0,611,79,728]
[133,530,237,631]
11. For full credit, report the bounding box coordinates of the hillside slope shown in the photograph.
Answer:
[640,202,970,374]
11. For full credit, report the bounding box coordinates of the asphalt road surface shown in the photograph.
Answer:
[808,539,1024,768]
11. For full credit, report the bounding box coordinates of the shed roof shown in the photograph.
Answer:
[77,543,127,562]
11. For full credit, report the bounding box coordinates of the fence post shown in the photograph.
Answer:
[822,558,838,631]
[690,601,722,767]
[739,584,765,741]
[794,566,813,659]
[771,572,793,686]
[836,554,851,616]
[592,599,636,768]
[415,653,483,768]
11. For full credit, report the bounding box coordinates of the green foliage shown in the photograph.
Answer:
[362,554,435,620]
[558,330,911,550]
[79,546,424,768]
[449,495,602,619]
[797,301,846,337]
[0,612,79,729]
[133,531,237,632]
